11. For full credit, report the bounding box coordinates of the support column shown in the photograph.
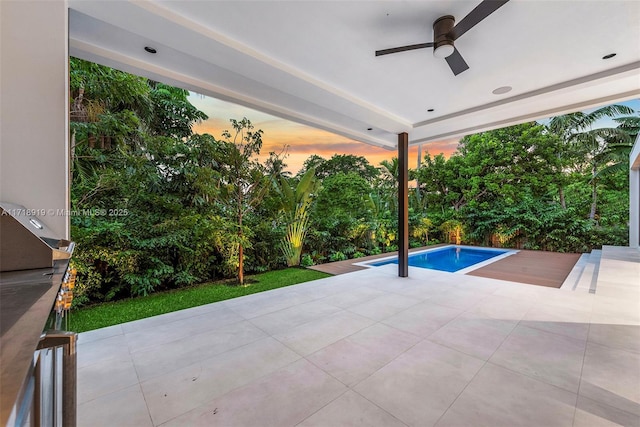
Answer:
[398,133,409,277]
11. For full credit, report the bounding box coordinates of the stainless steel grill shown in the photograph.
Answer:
[0,202,76,426]
[0,202,74,272]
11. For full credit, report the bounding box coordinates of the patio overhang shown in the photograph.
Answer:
[66,1,640,149]
[2,0,640,264]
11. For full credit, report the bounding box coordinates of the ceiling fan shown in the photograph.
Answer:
[375,0,509,76]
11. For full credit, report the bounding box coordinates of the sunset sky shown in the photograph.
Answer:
[189,94,639,175]
[188,94,459,174]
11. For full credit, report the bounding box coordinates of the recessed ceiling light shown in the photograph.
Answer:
[602,53,616,60]
[427,109,435,112]
[367,127,373,131]
[492,86,512,95]
[144,46,157,54]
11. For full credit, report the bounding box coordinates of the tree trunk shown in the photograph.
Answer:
[558,185,566,209]
[238,242,244,286]
[70,129,76,182]
[416,144,422,204]
[589,180,597,221]
[238,209,244,285]
[589,165,597,221]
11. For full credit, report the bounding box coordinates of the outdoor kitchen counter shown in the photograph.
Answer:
[0,259,69,426]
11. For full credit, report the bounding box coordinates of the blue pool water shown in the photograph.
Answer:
[369,246,509,272]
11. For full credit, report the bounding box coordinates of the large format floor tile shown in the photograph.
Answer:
[159,359,346,427]
[520,303,591,341]
[120,302,223,335]
[580,342,640,416]
[307,323,420,386]
[428,312,517,360]
[77,324,123,345]
[248,300,341,335]
[592,295,640,320]
[78,384,153,427]
[588,321,640,354]
[454,276,508,294]
[573,395,640,427]
[354,340,484,426]
[226,290,316,319]
[77,334,131,369]
[346,293,421,321]
[131,320,267,381]
[318,286,388,309]
[468,294,534,321]
[140,337,300,425]
[426,288,490,311]
[78,355,138,404]
[382,301,462,337]
[489,325,586,393]
[385,277,453,300]
[273,310,374,356]
[124,307,245,354]
[435,363,577,427]
[298,390,408,427]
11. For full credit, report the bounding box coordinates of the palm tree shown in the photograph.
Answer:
[547,104,634,219]
[595,115,639,179]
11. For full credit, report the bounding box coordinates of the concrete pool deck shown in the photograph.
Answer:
[76,245,639,426]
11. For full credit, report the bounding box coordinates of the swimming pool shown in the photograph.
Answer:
[364,246,514,273]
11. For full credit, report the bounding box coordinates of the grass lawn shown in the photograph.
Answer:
[69,268,331,333]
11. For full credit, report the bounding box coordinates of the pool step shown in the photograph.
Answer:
[578,249,601,293]
[561,250,601,293]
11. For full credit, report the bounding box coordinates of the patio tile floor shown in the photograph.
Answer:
[77,246,640,426]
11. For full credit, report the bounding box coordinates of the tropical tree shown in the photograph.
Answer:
[440,219,464,245]
[215,118,270,285]
[377,158,400,214]
[307,154,379,182]
[595,115,640,179]
[147,83,208,139]
[412,217,433,245]
[311,172,374,256]
[279,168,320,266]
[547,104,634,219]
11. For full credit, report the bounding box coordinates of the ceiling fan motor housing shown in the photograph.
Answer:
[433,15,455,58]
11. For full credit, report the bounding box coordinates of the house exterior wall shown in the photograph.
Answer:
[0,1,69,239]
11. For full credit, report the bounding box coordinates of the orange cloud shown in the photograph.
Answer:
[190,94,458,174]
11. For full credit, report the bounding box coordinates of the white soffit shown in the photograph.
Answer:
[68,0,640,148]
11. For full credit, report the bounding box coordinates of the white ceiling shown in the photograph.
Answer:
[68,0,640,149]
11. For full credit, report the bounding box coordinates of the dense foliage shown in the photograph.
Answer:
[70,58,637,305]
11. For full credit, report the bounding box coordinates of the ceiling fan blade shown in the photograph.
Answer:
[375,42,433,56]
[450,0,509,40]
[445,48,470,76]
